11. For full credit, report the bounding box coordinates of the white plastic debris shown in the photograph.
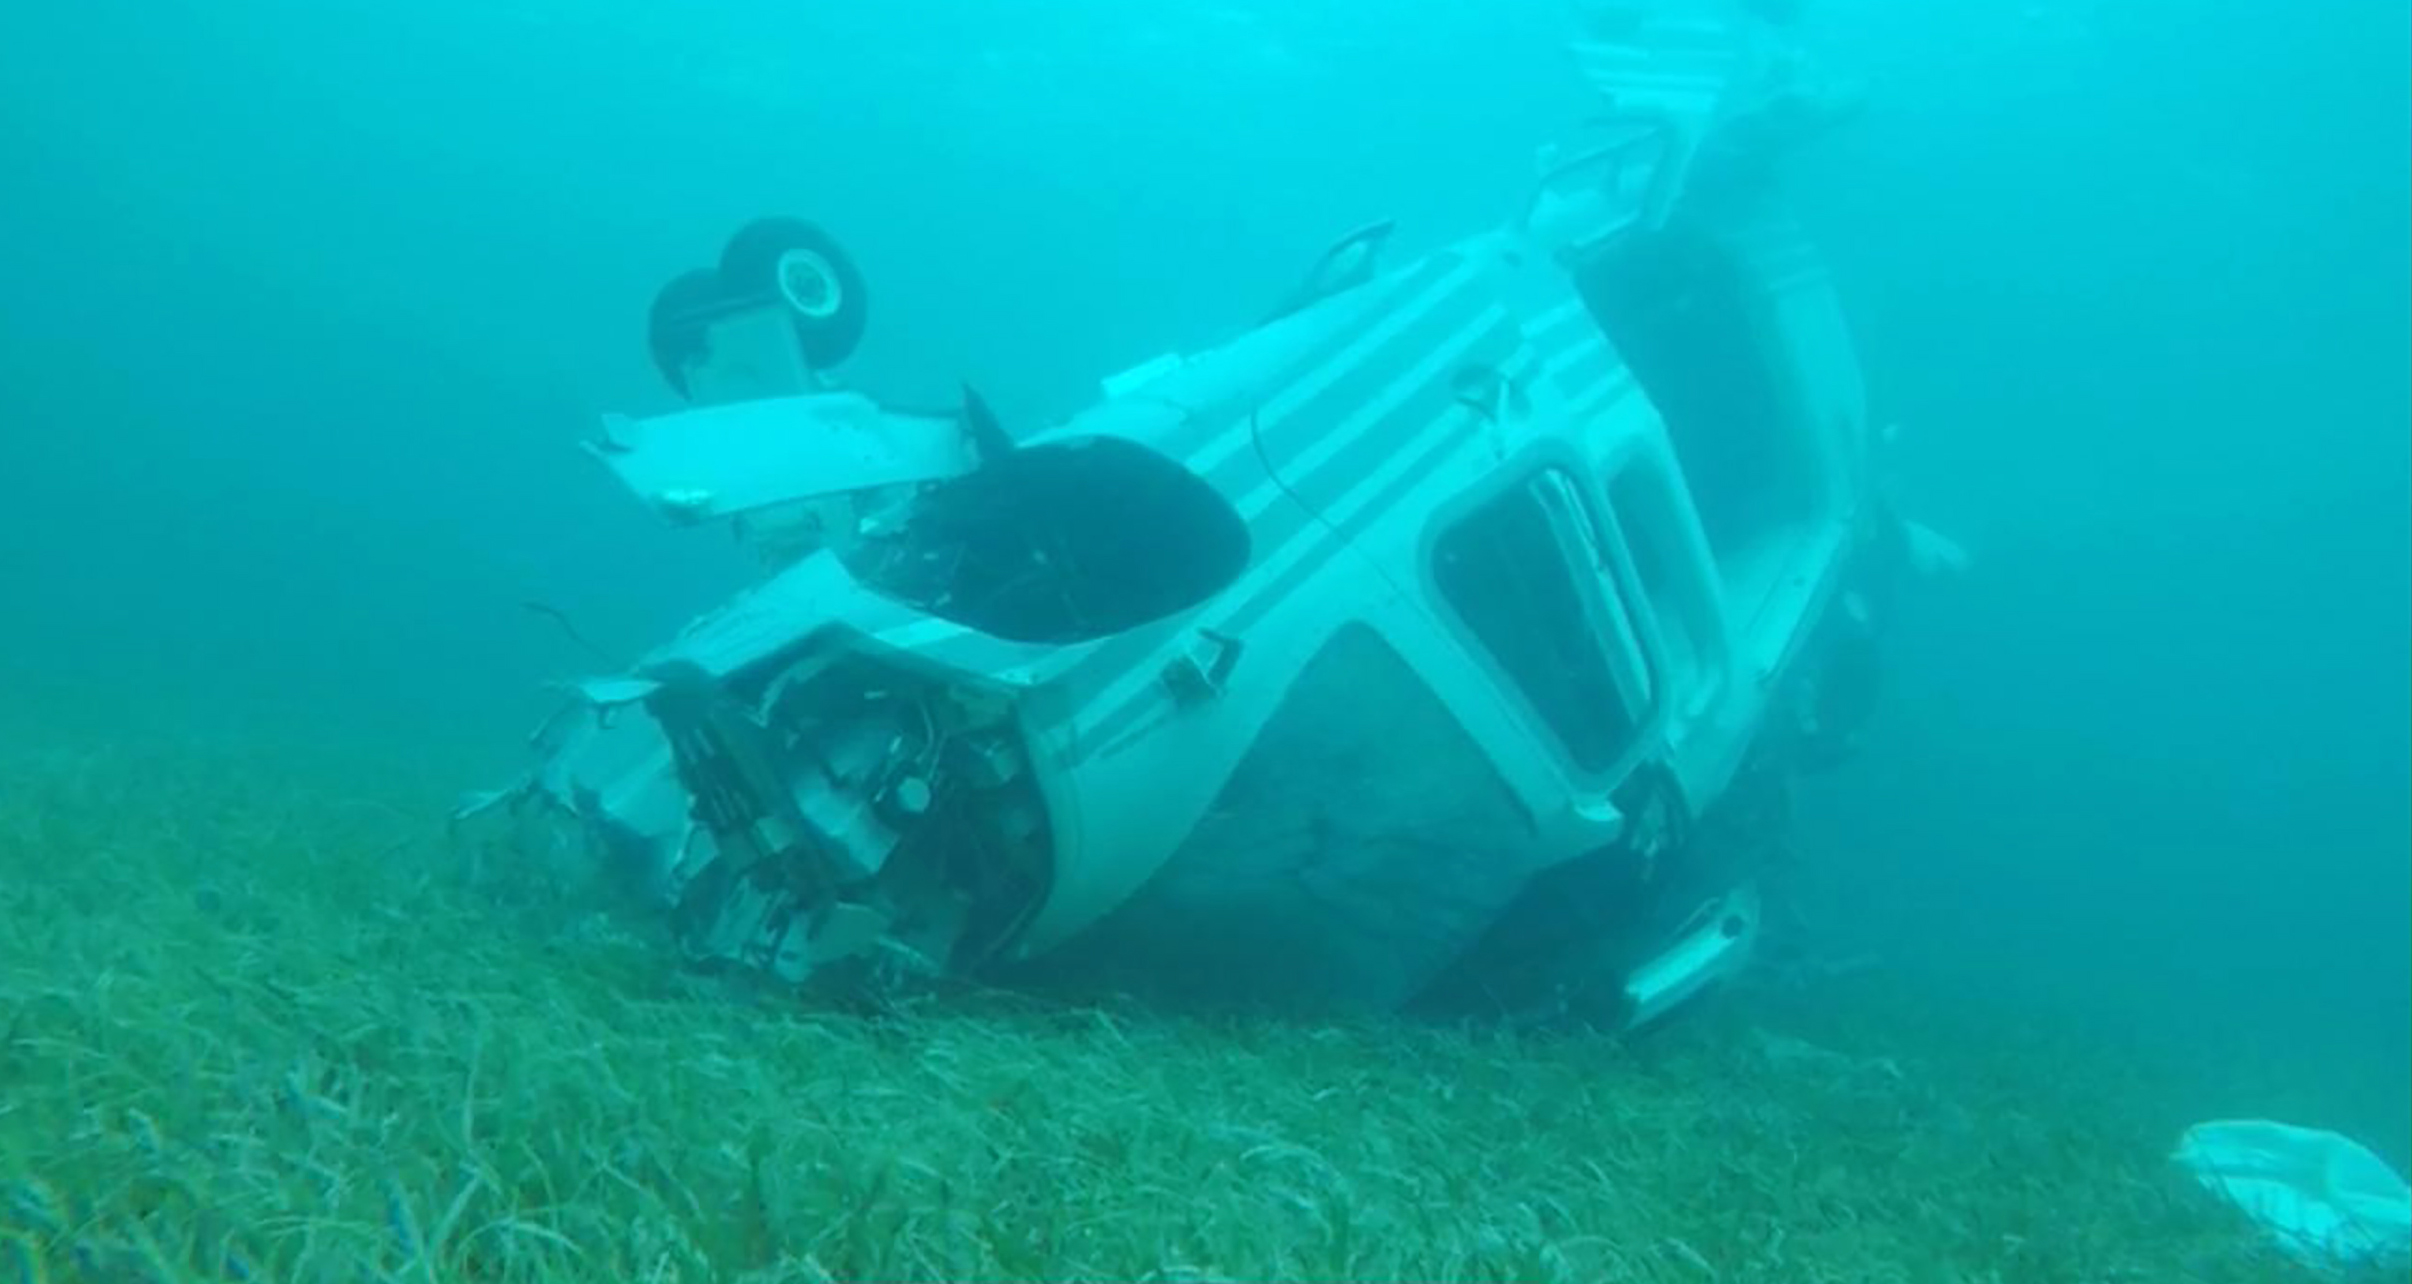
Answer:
[2173,1119,2412,1273]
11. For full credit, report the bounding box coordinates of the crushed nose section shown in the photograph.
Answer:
[639,651,1053,991]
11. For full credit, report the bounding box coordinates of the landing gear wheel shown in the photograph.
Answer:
[718,216,870,370]
[647,268,729,398]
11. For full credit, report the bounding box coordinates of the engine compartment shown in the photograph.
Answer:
[641,647,1056,988]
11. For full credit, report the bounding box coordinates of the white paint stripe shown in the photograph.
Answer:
[1232,306,1508,522]
[1078,404,1482,743]
[874,287,1496,655]
[1564,370,1640,425]
[1541,335,1617,387]
[1183,258,1487,479]
[875,265,1505,656]
[1525,299,1586,345]
[878,613,973,650]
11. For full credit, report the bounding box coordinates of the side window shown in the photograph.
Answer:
[1606,458,1717,694]
[1432,468,1654,774]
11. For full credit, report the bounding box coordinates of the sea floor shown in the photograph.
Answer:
[0,722,2380,1284]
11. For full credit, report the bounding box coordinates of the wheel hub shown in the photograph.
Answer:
[776,248,843,319]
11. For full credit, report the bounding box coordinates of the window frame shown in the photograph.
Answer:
[1420,451,1661,782]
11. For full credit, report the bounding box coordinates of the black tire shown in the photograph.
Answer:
[717,216,870,370]
[648,268,731,398]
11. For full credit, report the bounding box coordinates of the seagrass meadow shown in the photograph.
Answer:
[0,702,2373,1284]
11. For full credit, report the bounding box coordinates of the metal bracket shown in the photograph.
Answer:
[1160,628,1246,705]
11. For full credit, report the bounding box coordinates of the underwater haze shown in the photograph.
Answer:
[1792,0,2412,1168]
[1,0,2406,1278]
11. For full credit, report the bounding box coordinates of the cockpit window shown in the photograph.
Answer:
[837,436,1251,645]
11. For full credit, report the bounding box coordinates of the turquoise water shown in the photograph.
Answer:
[1,0,2405,1274]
